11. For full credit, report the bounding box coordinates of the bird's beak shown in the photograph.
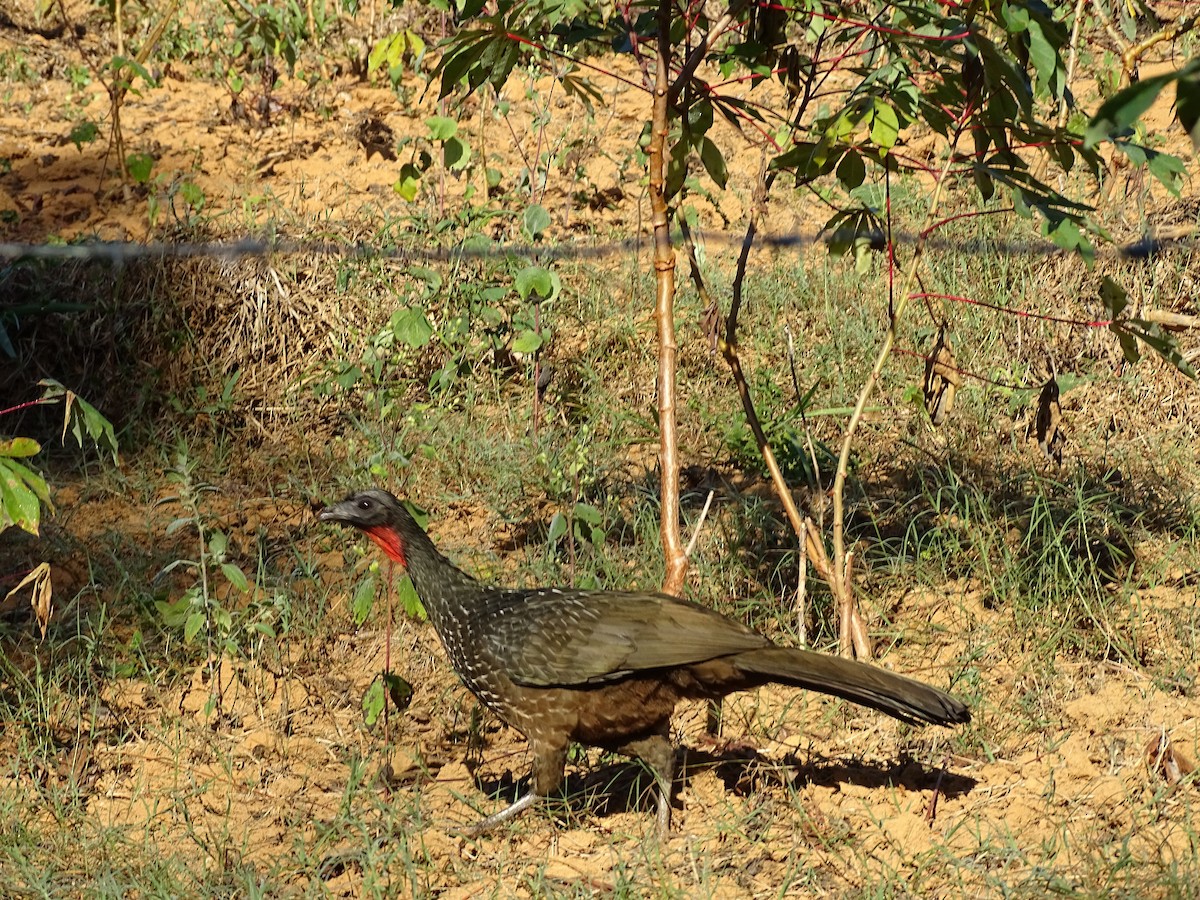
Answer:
[317,502,348,523]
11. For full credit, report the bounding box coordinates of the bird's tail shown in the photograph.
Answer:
[732,647,970,726]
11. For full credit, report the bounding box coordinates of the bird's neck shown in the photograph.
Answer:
[393,521,484,634]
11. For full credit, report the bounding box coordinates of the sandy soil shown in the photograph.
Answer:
[2,4,1199,897]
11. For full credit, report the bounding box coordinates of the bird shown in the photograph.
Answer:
[319,488,970,835]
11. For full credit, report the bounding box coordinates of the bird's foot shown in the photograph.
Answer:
[461,791,540,837]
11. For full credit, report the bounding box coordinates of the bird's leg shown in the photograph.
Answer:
[619,732,676,837]
[464,791,539,835]
[465,740,568,836]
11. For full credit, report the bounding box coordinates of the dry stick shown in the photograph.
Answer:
[649,1,752,599]
[1121,11,1200,84]
[1057,0,1089,129]
[1142,309,1200,330]
[830,135,964,660]
[684,489,716,557]
[1089,0,1131,70]
[796,520,809,647]
[717,172,846,636]
[649,0,687,597]
[666,0,752,109]
[679,168,846,651]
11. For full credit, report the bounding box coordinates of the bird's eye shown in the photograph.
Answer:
[358,499,372,510]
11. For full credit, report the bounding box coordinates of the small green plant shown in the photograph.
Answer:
[0,49,35,83]
[67,121,100,151]
[0,380,117,537]
[220,0,310,121]
[0,380,117,636]
[391,115,475,204]
[323,258,561,412]
[537,424,614,587]
[154,452,291,717]
[125,151,155,184]
[369,26,426,89]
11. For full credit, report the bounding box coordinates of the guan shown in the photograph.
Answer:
[320,488,969,834]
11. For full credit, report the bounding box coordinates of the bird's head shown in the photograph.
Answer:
[319,488,413,567]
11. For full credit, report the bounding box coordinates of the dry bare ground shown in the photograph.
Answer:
[1,4,1199,898]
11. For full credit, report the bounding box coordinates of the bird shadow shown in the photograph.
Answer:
[471,743,976,825]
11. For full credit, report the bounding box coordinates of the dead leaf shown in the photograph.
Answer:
[3,562,53,638]
[923,328,962,426]
[1145,732,1196,787]
[702,302,723,354]
[1029,375,1065,465]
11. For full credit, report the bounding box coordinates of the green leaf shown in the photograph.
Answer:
[973,165,995,201]
[1120,320,1197,379]
[220,562,249,593]
[547,512,567,544]
[511,330,543,354]
[1176,60,1200,148]
[698,136,727,189]
[437,36,486,99]
[0,458,41,535]
[39,378,67,400]
[687,100,713,134]
[514,265,555,301]
[772,141,838,179]
[126,153,155,184]
[1099,276,1129,319]
[836,150,865,190]
[69,393,118,464]
[398,574,426,621]
[426,115,458,141]
[68,121,99,150]
[252,622,277,639]
[165,516,191,536]
[352,576,376,626]
[1002,3,1029,31]
[156,596,190,628]
[394,162,421,201]
[522,204,551,240]
[208,531,228,559]
[362,678,385,726]
[573,502,603,526]
[382,672,414,711]
[369,34,401,73]
[179,181,205,209]
[408,266,443,296]
[392,307,433,348]
[1111,323,1141,365]
[868,100,899,150]
[1145,148,1185,196]
[443,135,471,171]
[0,437,40,458]
[8,456,50,508]
[184,611,205,643]
[1026,19,1058,93]
[1043,215,1092,260]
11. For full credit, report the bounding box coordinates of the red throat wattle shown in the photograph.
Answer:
[363,524,407,567]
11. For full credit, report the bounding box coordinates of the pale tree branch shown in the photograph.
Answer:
[650,0,687,596]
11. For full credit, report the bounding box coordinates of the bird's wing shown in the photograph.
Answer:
[481,589,770,687]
